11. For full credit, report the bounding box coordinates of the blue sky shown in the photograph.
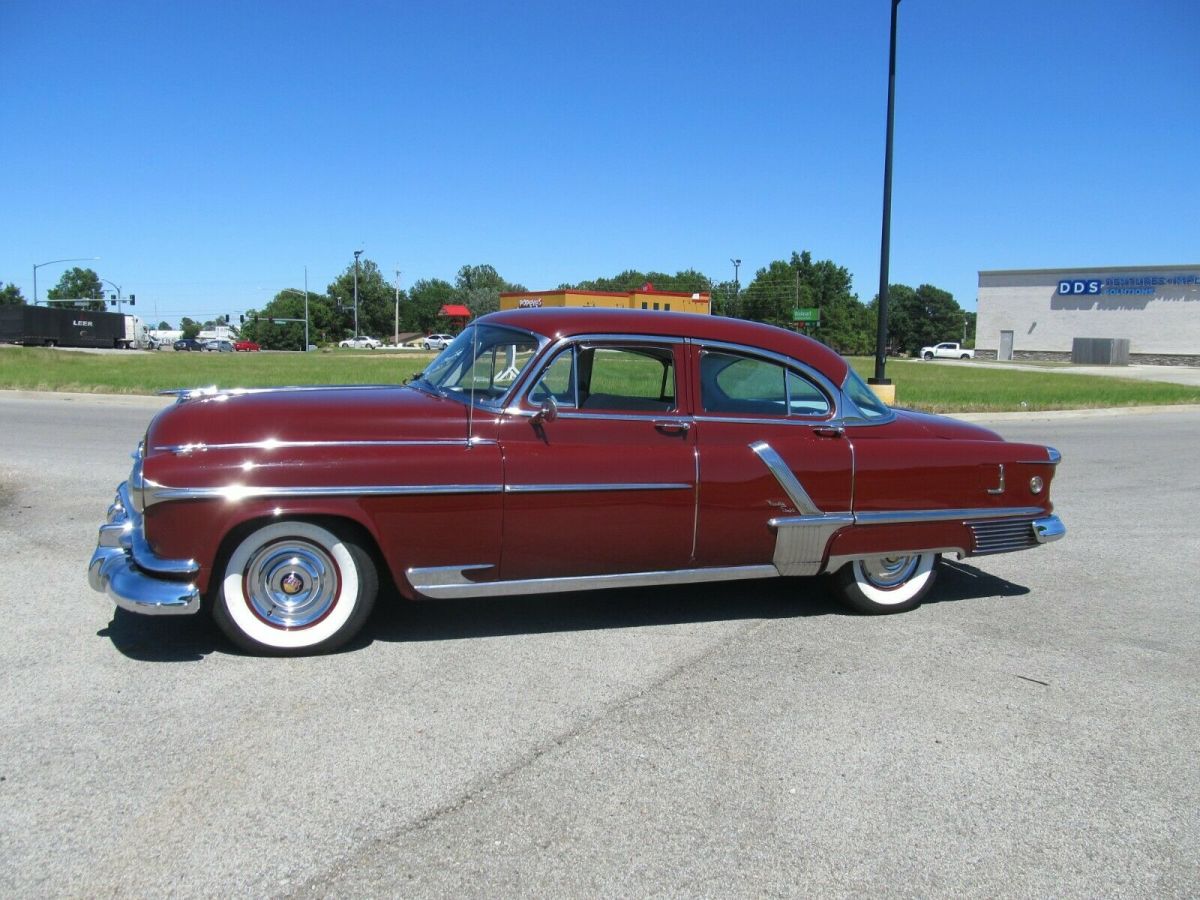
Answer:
[2,0,1197,325]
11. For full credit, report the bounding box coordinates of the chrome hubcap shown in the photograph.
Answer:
[244,539,338,628]
[859,554,920,589]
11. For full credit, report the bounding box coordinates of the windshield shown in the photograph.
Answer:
[415,324,542,408]
[842,369,892,420]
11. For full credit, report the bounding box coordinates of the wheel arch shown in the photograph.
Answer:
[207,510,397,607]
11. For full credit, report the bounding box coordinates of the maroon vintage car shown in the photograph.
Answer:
[88,308,1064,655]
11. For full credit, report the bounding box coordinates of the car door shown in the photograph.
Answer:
[497,338,697,581]
[690,343,853,572]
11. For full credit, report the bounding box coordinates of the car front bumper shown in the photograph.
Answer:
[87,481,202,615]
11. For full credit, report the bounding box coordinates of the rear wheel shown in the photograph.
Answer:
[831,552,938,614]
[214,521,377,655]
[960,353,970,359]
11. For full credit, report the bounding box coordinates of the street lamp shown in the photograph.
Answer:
[730,258,741,315]
[394,268,402,348]
[280,276,311,351]
[353,249,363,338]
[32,256,100,305]
[871,0,901,395]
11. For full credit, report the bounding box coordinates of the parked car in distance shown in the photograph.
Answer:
[338,336,381,349]
[920,342,974,360]
[203,339,234,352]
[234,340,261,352]
[423,333,454,351]
[88,308,1065,656]
[172,338,204,352]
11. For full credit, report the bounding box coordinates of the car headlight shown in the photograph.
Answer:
[1029,475,1044,495]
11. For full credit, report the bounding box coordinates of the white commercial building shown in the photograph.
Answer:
[977,264,1200,366]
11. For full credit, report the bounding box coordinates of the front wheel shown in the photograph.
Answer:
[923,351,934,360]
[830,553,938,614]
[213,521,378,655]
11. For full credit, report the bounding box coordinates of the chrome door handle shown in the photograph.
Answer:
[654,420,692,436]
[811,425,845,438]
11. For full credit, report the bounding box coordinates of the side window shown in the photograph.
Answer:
[786,370,831,416]
[701,352,786,415]
[529,347,577,407]
[701,351,830,417]
[582,346,676,412]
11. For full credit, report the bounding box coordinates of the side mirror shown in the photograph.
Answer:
[531,394,558,425]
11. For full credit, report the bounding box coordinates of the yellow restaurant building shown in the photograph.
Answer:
[499,286,711,315]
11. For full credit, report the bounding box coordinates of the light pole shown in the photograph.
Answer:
[353,249,363,338]
[32,256,100,305]
[280,282,311,351]
[730,258,741,315]
[871,0,901,394]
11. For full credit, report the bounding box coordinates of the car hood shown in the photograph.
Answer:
[145,384,472,451]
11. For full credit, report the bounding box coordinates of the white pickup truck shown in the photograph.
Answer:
[920,342,974,360]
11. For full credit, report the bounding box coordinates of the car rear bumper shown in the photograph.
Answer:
[1033,515,1066,544]
[87,481,202,616]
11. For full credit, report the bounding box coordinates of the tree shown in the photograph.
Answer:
[326,258,399,340]
[564,268,713,295]
[47,267,105,310]
[1,282,26,305]
[406,278,455,334]
[870,283,964,354]
[453,264,526,318]
[156,320,171,330]
[180,318,202,340]
[738,251,873,353]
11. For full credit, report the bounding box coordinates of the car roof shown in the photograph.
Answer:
[481,308,849,384]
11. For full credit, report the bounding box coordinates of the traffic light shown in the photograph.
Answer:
[129,294,135,305]
[240,314,245,324]
[224,314,230,324]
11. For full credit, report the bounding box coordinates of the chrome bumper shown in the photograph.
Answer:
[1033,515,1066,544]
[87,481,202,615]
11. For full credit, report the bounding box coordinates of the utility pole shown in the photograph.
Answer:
[730,258,741,316]
[350,250,360,338]
[304,266,310,351]
[394,268,402,348]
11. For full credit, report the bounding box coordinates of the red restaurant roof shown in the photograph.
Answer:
[439,304,472,318]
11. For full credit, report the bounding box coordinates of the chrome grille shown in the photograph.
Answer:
[969,518,1038,555]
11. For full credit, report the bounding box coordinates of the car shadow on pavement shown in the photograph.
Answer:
[98,607,221,662]
[96,561,1031,660]
[924,559,1031,605]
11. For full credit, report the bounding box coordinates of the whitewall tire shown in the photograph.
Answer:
[214,521,378,655]
[832,553,938,614]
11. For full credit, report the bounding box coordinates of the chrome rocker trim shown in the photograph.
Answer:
[87,481,201,615]
[407,563,779,600]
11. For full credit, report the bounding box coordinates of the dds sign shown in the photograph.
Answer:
[1058,279,1102,295]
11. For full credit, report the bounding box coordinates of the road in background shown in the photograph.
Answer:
[1,392,1196,897]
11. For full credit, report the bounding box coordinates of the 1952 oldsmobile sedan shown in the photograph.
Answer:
[88,308,1065,655]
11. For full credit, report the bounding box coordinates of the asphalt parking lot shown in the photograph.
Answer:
[0,391,1196,897]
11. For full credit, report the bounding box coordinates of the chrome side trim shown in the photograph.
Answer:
[749,441,822,516]
[146,483,505,506]
[407,564,779,599]
[694,415,842,428]
[853,506,1045,526]
[159,384,399,404]
[769,514,855,576]
[155,438,494,455]
[504,482,691,494]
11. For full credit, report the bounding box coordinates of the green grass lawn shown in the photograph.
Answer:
[847,357,1200,412]
[1,345,1197,412]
